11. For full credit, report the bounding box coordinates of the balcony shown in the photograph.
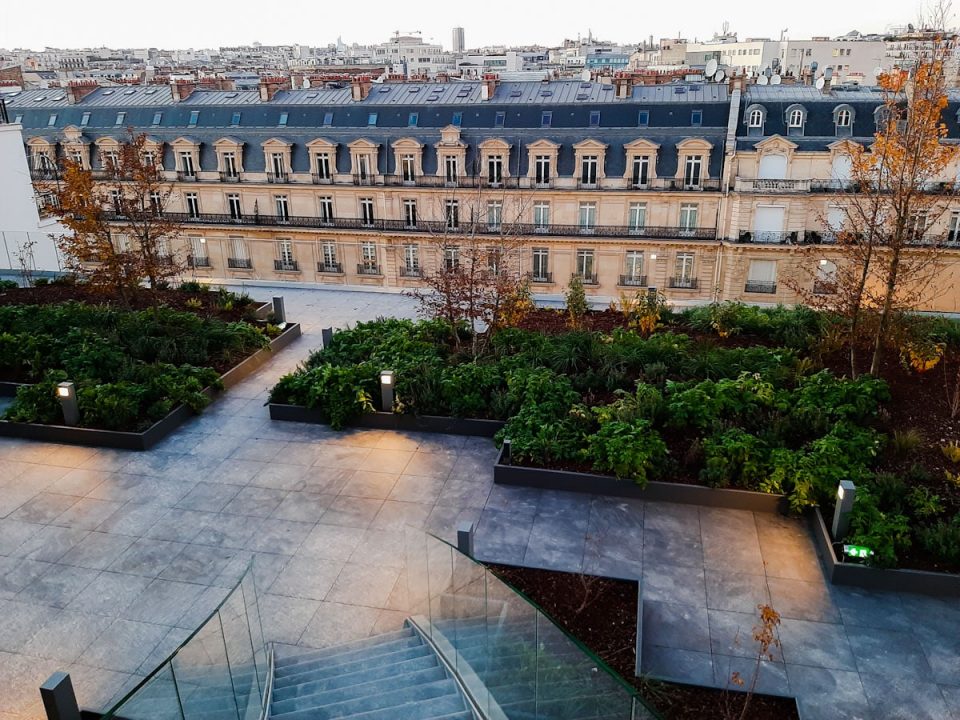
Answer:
[668,276,699,290]
[734,178,812,193]
[317,262,343,274]
[187,255,210,268]
[357,263,381,275]
[744,280,777,294]
[619,274,648,287]
[219,172,241,183]
[30,169,59,181]
[274,259,300,272]
[399,266,423,278]
[267,172,290,184]
[813,280,837,295]
[810,179,859,193]
[573,272,598,285]
[737,231,800,245]
[227,258,253,269]
[577,179,600,190]
[531,272,554,283]
[352,174,376,186]
[311,173,333,185]
[177,171,198,182]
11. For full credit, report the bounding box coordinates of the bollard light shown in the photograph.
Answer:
[271,296,286,326]
[56,381,79,426]
[832,480,857,541]
[321,327,334,348]
[502,438,512,466]
[380,370,395,412]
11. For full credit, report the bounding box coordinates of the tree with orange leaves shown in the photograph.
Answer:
[49,130,184,304]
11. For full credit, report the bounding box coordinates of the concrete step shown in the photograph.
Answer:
[271,652,439,700]
[274,629,415,669]
[274,644,435,689]
[270,678,464,718]
[271,692,469,720]
[275,634,423,674]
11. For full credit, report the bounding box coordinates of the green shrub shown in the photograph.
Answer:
[4,371,67,424]
[0,280,17,290]
[270,363,375,430]
[565,277,589,328]
[890,428,924,457]
[701,429,769,488]
[907,486,944,519]
[584,419,667,485]
[440,362,507,419]
[847,489,912,568]
[917,517,960,565]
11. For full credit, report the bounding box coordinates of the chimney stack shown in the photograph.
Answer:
[290,71,308,90]
[171,79,198,102]
[66,79,99,104]
[480,72,499,101]
[613,72,633,99]
[351,74,373,101]
[259,75,291,101]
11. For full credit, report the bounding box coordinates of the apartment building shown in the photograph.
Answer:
[7,75,960,311]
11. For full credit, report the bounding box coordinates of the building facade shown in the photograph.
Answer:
[7,75,960,311]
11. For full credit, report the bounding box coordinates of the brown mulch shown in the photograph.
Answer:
[487,564,799,720]
[0,285,258,322]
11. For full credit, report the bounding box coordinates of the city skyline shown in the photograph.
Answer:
[0,0,935,52]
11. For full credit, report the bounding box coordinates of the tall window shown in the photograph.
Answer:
[189,236,207,263]
[445,200,460,229]
[321,242,338,271]
[683,156,703,188]
[143,151,156,167]
[624,251,644,282]
[403,199,418,228]
[357,155,371,181]
[444,245,460,270]
[222,152,238,178]
[836,109,852,128]
[532,247,549,281]
[315,153,332,180]
[908,211,929,242]
[629,203,647,234]
[748,109,764,128]
[400,154,416,183]
[360,242,378,272]
[679,203,698,235]
[318,196,334,224]
[580,155,598,185]
[277,239,295,269]
[360,198,375,226]
[270,152,286,180]
[631,156,650,187]
[535,155,551,185]
[444,156,459,184]
[746,259,777,293]
[179,151,195,176]
[229,237,250,267]
[226,193,241,220]
[404,244,420,273]
[149,192,162,215]
[275,195,289,222]
[541,111,552,128]
[103,150,120,170]
[487,155,503,185]
[815,259,838,294]
[675,252,695,286]
[950,212,960,243]
[788,109,804,129]
[186,192,200,219]
[487,201,503,230]
[533,202,550,231]
[576,249,595,281]
[578,202,596,232]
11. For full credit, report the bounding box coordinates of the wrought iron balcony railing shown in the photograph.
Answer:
[619,274,648,287]
[357,263,381,275]
[668,276,699,290]
[530,272,554,283]
[317,261,343,274]
[176,171,198,182]
[219,171,241,182]
[399,266,423,278]
[274,259,299,272]
[813,280,838,295]
[227,258,253,269]
[744,280,777,294]
[266,171,288,184]
[187,255,210,268]
[311,173,334,185]
[573,272,599,285]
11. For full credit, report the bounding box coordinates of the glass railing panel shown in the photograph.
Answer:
[171,612,241,720]
[449,546,490,710]
[101,664,183,720]
[220,586,261,720]
[425,534,454,645]
[241,570,269,699]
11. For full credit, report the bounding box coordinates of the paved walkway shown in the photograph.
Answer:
[0,286,956,720]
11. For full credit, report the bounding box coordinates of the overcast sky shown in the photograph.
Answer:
[0,0,938,51]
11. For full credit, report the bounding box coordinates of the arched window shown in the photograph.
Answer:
[748,109,764,127]
[784,104,807,136]
[836,109,852,127]
[834,104,855,137]
[745,104,765,137]
[788,109,804,127]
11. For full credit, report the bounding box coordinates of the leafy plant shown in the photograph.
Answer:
[847,489,912,568]
[918,516,960,565]
[270,363,375,430]
[890,428,924,457]
[565,277,589,329]
[584,419,667,486]
[907,486,944,519]
[941,441,960,463]
[701,429,768,489]
[0,280,17,290]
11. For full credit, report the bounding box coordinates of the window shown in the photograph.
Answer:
[407,112,418,127]
[80,112,91,127]
[229,237,250,267]
[188,110,199,127]
[152,111,162,126]
[487,246,502,275]
[950,212,960,243]
[403,243,420,272]
[836,109,851,126]
[814,259,838,294]
[675,252,695,286]
[110,189,122,213]
[628,203,647,234]
[323,111,334,127]
[788,109,804,128]
[748,108,764,128]
[444,155,459,184]
[186,192,200,219]
[445,200,460,229]
[47,114,58,127]
[908,211,928,242]
[532,248,550,281]
[580,155,598,186]
[541,111,552,128]
[400,154,416,182]
[746,259,778,293]
[683,155,703,188]
[691,110,702,127]
[230,111,241,126]
[624,251,644,282]
[115,112,126,126]
[357,155,372,181]
[487,201,503,230]
[277,239,296,269]
[576,249,595,281]
[632,156,650,187]
[315,153,332,180]
[638,111,649,127]
[69,149,84,166]
[360,242,378,271]
[275,195,289,221]
[149,191,162,214]
[589,110,601,128]
[495,111,505,128]
[403,199,418,228]
[189,236,207,263]
[143,151,156,167]
[367,112,378,126]
[178,151,195,176]
[321,242,338,270]
[679,203,699,235]
[226,193,241,220]
[444,245,460,270]
[221,152,238,178]
[360,198,375,226]
[533,202,550,231]
[487,154,503,185]
[318,196,334,224]
[452,112,463,127]
[278,112,288,126]
[534,155,551,185]
[578,202,596,232]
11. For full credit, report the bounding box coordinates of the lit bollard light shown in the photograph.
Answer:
[380,370,395,412]
[56,382,79,426]
[832,480,857,541]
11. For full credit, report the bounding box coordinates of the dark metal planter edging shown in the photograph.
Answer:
[0,323,302,451]
[268,403,504,437]
[494,445,787,513]
[809,507,960,596]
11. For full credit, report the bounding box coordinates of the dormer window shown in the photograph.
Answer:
[745,104,765,137]
[788,109,803,127]
[834,105,854,137]
[784,104,807,137]
[748,109,764,128]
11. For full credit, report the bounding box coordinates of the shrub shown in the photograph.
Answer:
[565,277,588,329]
[584,419,667,485]
[941,441,960,463]
[847,489,912,568]
[0,280,17,290]
[440,362,507,418]
[616,290,667,336]
[269,363,375,430]
[890,428,924,457]
[918,517,960,565]
[907,486,944,519]
[701,429,769,488]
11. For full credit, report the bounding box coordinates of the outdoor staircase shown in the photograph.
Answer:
[269,624,475,719]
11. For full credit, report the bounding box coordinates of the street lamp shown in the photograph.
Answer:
[380,370,395,412]
[832,480,857,540]
[56,381,79,426]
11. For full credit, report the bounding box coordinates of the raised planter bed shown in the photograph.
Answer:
[494,445,787,513]
[0,323,301,451]
[808,507,960,596]
[268,404,504,437]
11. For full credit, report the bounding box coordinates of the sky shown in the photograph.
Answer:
[0,0,936,51]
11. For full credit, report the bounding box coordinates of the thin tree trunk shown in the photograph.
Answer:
[870,248,902,375]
